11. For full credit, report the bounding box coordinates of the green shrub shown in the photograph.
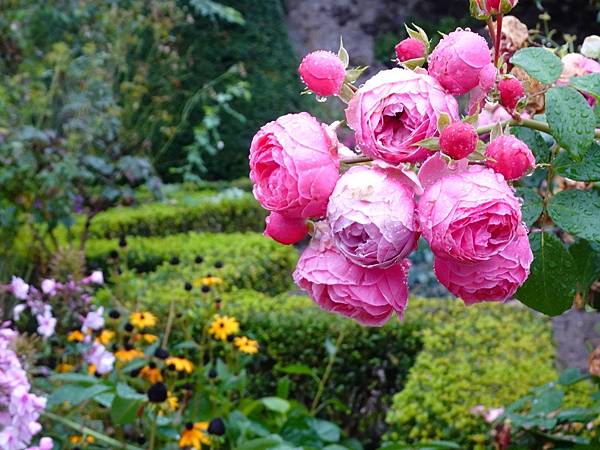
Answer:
[86,232,297,295]
[88,191,266,239]
[385,300,559,449]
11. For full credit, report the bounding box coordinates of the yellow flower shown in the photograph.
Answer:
[87,364,96,375]
[208,315,239,341]
[143,333,159,344]
[166,356,194,374]
[140,364,163,383]
[167,393,179,411]
[96,330,115,345]
[67,330,85,342]
[69,435,94,445]
[56,363,74,373]
[194,276,223,287]
[234,336,259,354]
[179,422,210,448]
[130,311,157,329]
[115,348,145,362]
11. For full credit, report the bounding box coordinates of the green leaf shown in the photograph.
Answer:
[548,190,600,241]
[530,389,564,414]
[511,126,551,163]
[570,73,600,100]
[337,37,349,69]
[49,373,99,385]
[307,418,341,443]
[558,367,587,386]
[277,364,319,382]
[260,397,290,414]
[236,435,285,450]
[110,395,142,425]
[516,188,544,227]
[554,142,600,182]
[116,383,146,400]
[510,48,563,84]
[380,442,461,450]
[48,384,112,407]
[546,87,596,159]
[516,232,577,316]
[569,239,600,293]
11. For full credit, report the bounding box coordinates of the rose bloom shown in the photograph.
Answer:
[293,224,409,326]
[581,35,600,60]
[345,68,459,164]
[434,226,532,303]
[250,112,340,219]
[327,164,421,268]
[418,159,523,262]
[559,53,600,84]
[428,30,493,96]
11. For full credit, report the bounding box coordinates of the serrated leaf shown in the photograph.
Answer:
[546,87,596,160]
[510,48,563,84]
[548,189,600,241]
[516,188,544,227]
[570,73,600,100]
[511,126,551,163]
[569,239,600,294]
[554,141,600,181]
[516,232,576,316]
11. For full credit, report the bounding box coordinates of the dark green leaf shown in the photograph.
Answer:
[277,364,319,381]
[48,384,111,407]
[570,73,600,100]
[558,368,588,386]
[511,126,551,163]
[260,397,290,414]
[116,383,146,400]
[546,87,596,159]
[548,190,600,241]
[510,48,563,84]
[110,395,143,425]
[49,373,99,385]
[307,418,341,443]
[516,188,544,227]
[554,142,600,182]
[236,436,285,450]
[569,239,600,293]
[530,389,564,414]
[516,232,577,316]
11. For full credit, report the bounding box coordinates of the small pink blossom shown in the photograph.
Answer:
[82,307,105,333]
[35,308,56,339]
[298,50,346,96]
[84,343,115,374]
[10,277,29,300]
[82,270,104,285]
[264,212,307,245]
[40,279,57,296]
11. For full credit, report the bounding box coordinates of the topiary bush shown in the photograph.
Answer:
[86,232,297,295]
[88,191,266,239]
[385,300,559,449]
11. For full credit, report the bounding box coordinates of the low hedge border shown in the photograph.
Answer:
[86,232,297,295]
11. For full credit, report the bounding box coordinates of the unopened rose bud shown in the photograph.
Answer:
[485,135,535,181]
[498,77,525,110]
[439,122,478,160]
[298,50,346,97]
[395,38,426,62]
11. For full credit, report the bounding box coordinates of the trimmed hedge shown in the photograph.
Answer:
[88,191,266,239]
[385,300,559,449]
[86,232,297,295]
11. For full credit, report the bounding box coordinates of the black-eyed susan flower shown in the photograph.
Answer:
[207,417,225,436]
[87,364,97,375]
[67,330,85,342]
[130,312,157,329]
[233,336,259,354]
[166,392,179,411]
[147,382,168,403]
[69,435,95,446]
[96,330,115,345]
[140,362,163,383]
[194,276,223,288]
[165,356,194,374]
[208,315,239,341]
[115,347,145,362]
[179,422,210,448]
[56,363,74,373]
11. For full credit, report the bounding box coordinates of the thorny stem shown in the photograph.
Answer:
[42,412,144,450]
[494,14,503,65]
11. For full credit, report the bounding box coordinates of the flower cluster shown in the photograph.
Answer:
[249,9,540,326]
[0,325,52,450]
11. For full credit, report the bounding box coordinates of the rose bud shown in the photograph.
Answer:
[475,0,518,16]
[485,135,535,181]
[298,50,346,97]
[250,112,340,219]
[498,77,525,111]
[439,122,478,160]
[428,30,493,96]
[395,38,426,62]
[346,68,459,164]
[264,212,307,245]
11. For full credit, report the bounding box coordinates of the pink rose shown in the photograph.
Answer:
[418,161,522,262]
[475,0,518,15]
[395,38,427,62]
[485,135,535,181]
[559,53,600,84]
[434,226,532,303]
[293,225,409,326]
[298,50,346,97]
[327,164,421,268]
[264,212,307,245]
[477,104,512,128]
[346,68,459,164]
[428,30,493,96]
[250,112,340,219]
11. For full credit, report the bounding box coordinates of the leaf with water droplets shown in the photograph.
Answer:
[548,189,600,242]
[569,239,600,295]
[516,232,576,316]
[569,73,600,101]
[553,141,600,182]
[546,87,596,160]
[510,48,563,84]
[516,187,543,227]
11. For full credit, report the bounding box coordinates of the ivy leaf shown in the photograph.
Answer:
[548,190,600,242]
[569,239,600,294]
[511,126,551,163]
[553,142,600,182]
[510,48,563,84]
[545,87,596,160]
[569,73,600,100]
[516,232,576,316]
[515,188,543,227]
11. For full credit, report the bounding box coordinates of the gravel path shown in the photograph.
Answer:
[552,308,600,372]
